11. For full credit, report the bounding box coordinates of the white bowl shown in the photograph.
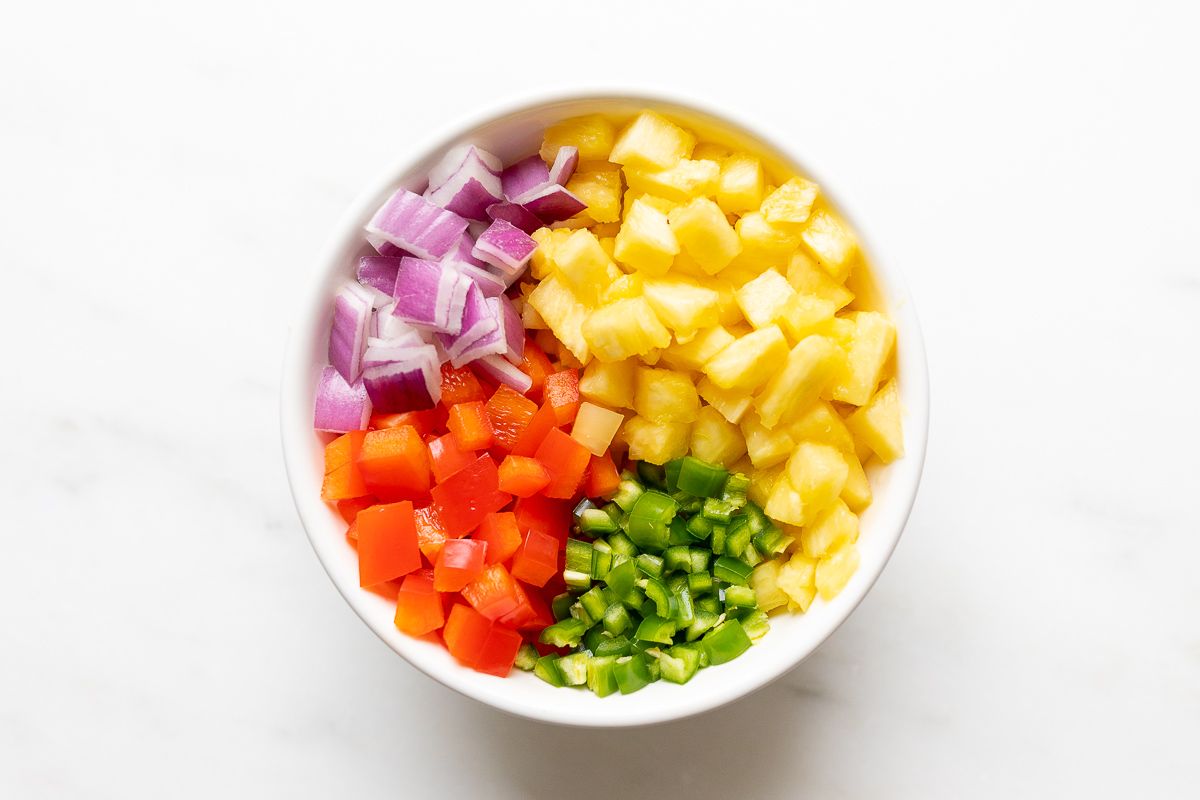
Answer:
[281,92,929,728]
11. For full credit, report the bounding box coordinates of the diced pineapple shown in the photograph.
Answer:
[712,280,744,326]
[529,227,573,280]
[703,324,789,391]
[609,110,695,170]
[660,325,734,372]
[613,199,679,275]
[741,411,796,469]
[519,283,547,329]
[761,177,820,225]
[621,416,691,464]
[541,114,617,162]
[801,208,857,281]
[750,560,789,613]
[764,474,806,526]
[801,499,858,558]
[633,366,699,423]
[692,142,732,161]
[785,442,849,523]
[580,358,636,409]
[846,378,904,463]
[777,293,836,343]
[582,297,671,362]
[527,273,591,363]
[744,462,781,508]
[668,250,710,280]
[829,311,896,406]
[734,211,803,267]
[777,553,817,611]
[642,348,663,365]
[564,164,623,224]
[622,191,678,217]
[593,222,621,238]
[734,269,796,329]
[697,376,754,425]
[717,152,764,214]
[690,405,746,465]
[815,542,859,600]
[555,229,622,304]
[786,401,855,454]
[641,275,720,340]
[783,253,852,310]
[668,198,742,274]
[571,402,625,456]
[754,335,843,428]
[625,159,720,202]
[840,449,872,511]
[600,272,643,303]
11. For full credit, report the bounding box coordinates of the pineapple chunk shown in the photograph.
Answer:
[750,560,789,613]
[580,358,636,409]
[815,543,859,601]
[846,378,904,463]
[613,199,679,275]
[622,191,678,217]
[660,325,734,372]
[571,402,625,456]
[621,416,691,464]
[541,114,617,162]
[778,294,836,343]
[609,110,695,170]
[785,442,849,523]
[582,297,671,362]
[717,152,764,214]
[642,275,720,339]
[746,462,783,508]
[764,474,806,526]
[741,411,796,469]
[690,406,747,465]
[734,269,796,329]
[564,164,623,224]
[761,177,820,225]
[829,311,896,406]
[668,198,742,274]
[754,335,843,428]
[527,273,591,363]
[801,208,857,281]
[703,324,789,391]
[633,366,699,423]
[801,499,858,558]
[697,376,754,424]
[840,449,872,511]
[594,222,621,238]
[777,553,818,611]
[692,142,732,161]
[786,401,855,454]
[529,227,573,280]
[785,251,854,309]
[600,272,643,304]
[734,211,802,267]
[669,250,710,280]
[625,159,720,202]
[555,229,622,304]
[712,280,744,326]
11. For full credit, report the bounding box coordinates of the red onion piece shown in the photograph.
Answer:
[361,346,441,412]
[548,146,579,186]
[328,282,374,383]
[501,154,550,201]
[471,219,537,275]
[391,256,471,334]
[357,255,402,296]
[485,201,544,234]
[474,354,533,394]
[513,183,587,223]
[314,366,372,432]
[365,189,469,261]
[443,257,507,298]
[428,145,501,192]
[436,283,498,365]
[452,231,488,268]
[425,148,503,221]
[495,294,525,364]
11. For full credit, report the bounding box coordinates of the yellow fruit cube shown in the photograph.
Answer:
[785,251,854,309]
[641,275,720,340]
[840,450,872,511]
[703,324,789,391]
[613,199,679,276]
[582,297,671,362]
[801,499,858,558]
[777,294,837,343]
[564,164,623,224]
[741,412,796,469]
[668,198,742,274]
[692,142,731,161]
[712,281,744,326]
[735,211,802,266]
[746,462,783,508]
[622,191,678,217]
[764,475,806,526]
[801,208,857,281]
[580,358,636,409]
[815,543,859,600]
[761,177,820,225]
[690,405,746,465]
[600,271,643,304]
[526,273,591,363]
[716,152,764,214]
[754,335,843,428]
[660,325,734,372]
[555,229,622,304]
[846,378,904,463]
[734,269,796,329]
[625,159,720,202]
[786,401,855,454]
[785,442,849,523]
[777,553,818,611]
[633,366,699,423]
[529,227,572,280]
[697,376,754,425]
[750,560,789,613]
[829,311,896,406]
[609,110,695,170]
[571,402,625,456]
[541,114,617,162]
[621,416,691,464]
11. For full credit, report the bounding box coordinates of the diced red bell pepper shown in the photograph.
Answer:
[356,501,420,587]
[355,427,431,498]
[413,506,448,562]
[443,603,492,669]
[485,385,538,450]
[510,528,560,587]
[460,563,522,621]
[370,409,442,437]
[474,624,523,677]
[497,580,556,631]
[447,401,494,450]
[497,455,552,497]
[474,511,522,564]
[512,494,571,541]
[428,432,476,483]
[439,363,488,406]
[393,569,444,636]
[430,455,512,538]
[434,538,488,592]
[533,427,591,499]
[321,431,368,501]
[544,369,580,426]
[336,496,376,524]
[520,337,555,398]
[583,453,622,499]
[511,401,558,457]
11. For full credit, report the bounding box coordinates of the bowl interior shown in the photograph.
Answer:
[281,95,929,727]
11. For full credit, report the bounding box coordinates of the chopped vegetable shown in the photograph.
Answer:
[365,188,469,261]
[314,366,371,433]
[329,282,375,383]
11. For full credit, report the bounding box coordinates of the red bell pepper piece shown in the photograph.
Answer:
[510,401,558,457]
[370,409,442,436]
[510,528,560,587]
[428,432,476,483]
[447,401,494,450]
[336,496,376,524]
[413,506,448,562]
[443,603,492,669]
[544,369,580,426]
[583,453,622,499]
[475,511,523,565]
[533,427,591,499]
[460,563,522,621]
[512,494,571,542]
[519,337,555,398]
[321,431,368,501]
[497,455,551,497]
[474,624,523,677]
[356,501,421,587]
[434,538,488,592]
[355,426,431,499]
[393,569,445,636]
[430,455,512,538]
[439,363,488,406]
[485,385,538,451]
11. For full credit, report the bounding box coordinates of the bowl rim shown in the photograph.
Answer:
[281,88,930,727]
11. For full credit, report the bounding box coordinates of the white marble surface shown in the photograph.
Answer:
[3,1,1198,796]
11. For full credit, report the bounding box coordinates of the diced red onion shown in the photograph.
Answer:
[357,255,402,296]
[428,145,501,192]
[513,183,587,223]
[474,354,533,394]
[361,345,441,412]
[471,219,538,275]
[452,231,488,268]
[391,256,471,334]
[365,189,469,261]
[314,366,372,432]
[365,235,412,259]
[486,201,544,234]
[425,149,503,222]
[443,257,507,298]
[364,335,426,366]
[495,294,525,364]
[548,146,579,186]
[328,282,374,383]
[436,283,497,364]
[501,155,550,201]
